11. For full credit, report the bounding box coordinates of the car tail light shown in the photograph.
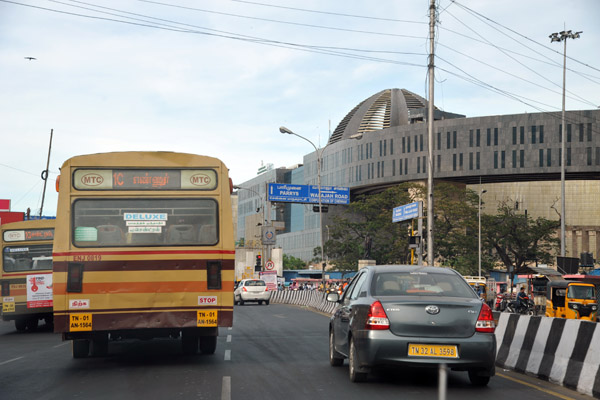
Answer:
[475,303,495,333]
[366,300,390,330]
[1,281,9,296]
[242,287,247,292]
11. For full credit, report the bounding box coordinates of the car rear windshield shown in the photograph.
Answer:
[245,280,266,286]
[371,271,477,298]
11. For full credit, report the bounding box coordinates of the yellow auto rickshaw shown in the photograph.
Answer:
[545,280,598,321]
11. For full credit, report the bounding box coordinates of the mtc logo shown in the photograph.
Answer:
[81,173,104,186]
[190,174,212,187]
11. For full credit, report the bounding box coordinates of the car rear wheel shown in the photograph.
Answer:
[468,370,491,386]
[329,330,344,367]
[349,338,368,382]
[239,299,245,305]
[265,299,270,305]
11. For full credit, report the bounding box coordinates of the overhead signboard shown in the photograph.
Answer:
[0,199,10,212]
[267,183,349,205]
[392,201,421,223]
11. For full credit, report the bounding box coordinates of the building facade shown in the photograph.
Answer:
[237,88,600,263]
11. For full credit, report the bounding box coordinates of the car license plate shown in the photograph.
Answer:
[408,344,458,358]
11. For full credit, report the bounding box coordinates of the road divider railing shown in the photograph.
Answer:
[270,290,337,315]
[495,312,600,398]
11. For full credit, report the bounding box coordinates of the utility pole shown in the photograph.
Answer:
[427,0,436,266]
[39,129,53,217]
[549,29,581,257]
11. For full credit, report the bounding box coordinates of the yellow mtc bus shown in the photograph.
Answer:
[1,219,55,331]
[52,152,235,358]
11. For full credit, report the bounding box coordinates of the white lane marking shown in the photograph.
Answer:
[226,335,231,343]
[221,376,231,400]
[53,342,70,348]
[0,356,24,366]
[224,349,231,361]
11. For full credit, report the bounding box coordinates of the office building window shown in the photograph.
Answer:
[520,150,524,168]
[377,162,380,178]
[420,135,424,152]
[399,159,402,175]
[539,149,543,167]
[453,131,457,148]
[512,127,517,145]
[532,126,537,144]
[436,155,440,172]
[567,124,572,142]
[476,152,480,170]
[407,137,411,153]
[520,126,524,144]
[405,159,408,174]
[476,129,481,147]
[437,132,441,150]
[417,157,421,173]
[402,137,406,153]
[379,141,382,157]
[567,147,571,166]
[390,139,394,155]
[588,123,592,142]
[512,150,517,168]
[447,132,451,149]
[486,128,491,146]
[469,130,473,147]
[494,128,498,145]
[596,148,600,166]
[587,147,592,166]
[469,153,473,170]
[453,154,457,171]
[384,140,387,156]
[501,151,505,168]
[494,151,498,169]
[539,125,544,143]
[559,148,562,167]
[414,136,418,153]
[381,161,385,177]
[459,153,464,170]
[547,148,552,167]
[424,156,428,174]
[392,159,396,176]
[579,124,584,142]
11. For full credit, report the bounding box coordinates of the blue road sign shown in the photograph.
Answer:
[392,201,420,223]
[268,183,349,205]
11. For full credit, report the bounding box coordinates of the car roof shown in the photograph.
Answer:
[362,265,461,276]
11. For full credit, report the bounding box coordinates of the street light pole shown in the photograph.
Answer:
[549,29,581,257]
[279,126,361,288]
[478,189,487,278]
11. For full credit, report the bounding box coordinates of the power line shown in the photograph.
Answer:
[229,0,428,24]
[136,0,426,39]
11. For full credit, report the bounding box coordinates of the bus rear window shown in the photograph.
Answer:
[72,198,219,247]
[2,244,53,272]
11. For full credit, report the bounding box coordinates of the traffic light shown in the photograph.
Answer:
[255,254,262,271]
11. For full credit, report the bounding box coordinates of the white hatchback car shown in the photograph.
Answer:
[234,279,272,305]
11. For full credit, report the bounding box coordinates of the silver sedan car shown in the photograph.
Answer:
[234,279,271,305]
[327,265,496,385]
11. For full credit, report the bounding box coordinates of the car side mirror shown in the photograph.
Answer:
[326,292,340,303]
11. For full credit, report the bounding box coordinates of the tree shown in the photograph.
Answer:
[482,200,559,274]
[325,184,418,269]
[283,253,307,270]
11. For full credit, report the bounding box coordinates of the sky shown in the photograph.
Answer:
[1,0,599,217]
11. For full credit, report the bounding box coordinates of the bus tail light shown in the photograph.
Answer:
[229,178,234,194]
[55,175,61,192]
[1,281,9,296]
[67,263,84,292]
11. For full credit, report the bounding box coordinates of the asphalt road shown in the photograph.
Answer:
[0,304,594,400]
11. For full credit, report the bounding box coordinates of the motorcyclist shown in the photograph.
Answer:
[516,287,529,311]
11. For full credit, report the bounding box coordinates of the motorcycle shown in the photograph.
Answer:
[506,295,535,315]
[495,293,509,312]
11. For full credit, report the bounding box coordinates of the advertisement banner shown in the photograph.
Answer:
[26,273,53,308]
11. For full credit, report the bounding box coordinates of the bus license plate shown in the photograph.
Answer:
[197,310,218,327]
[408,344,458,358]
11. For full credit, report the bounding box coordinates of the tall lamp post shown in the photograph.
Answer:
[279,126,361,287]
[478,189,487,278]
[549,29,581,257]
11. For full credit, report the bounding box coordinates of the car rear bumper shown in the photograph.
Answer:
[352,329,496,372]
[240,292,272,302]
